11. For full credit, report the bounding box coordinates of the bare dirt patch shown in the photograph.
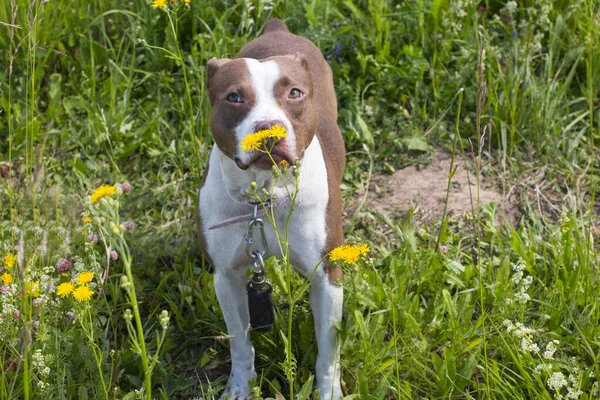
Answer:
[368,150,518,225]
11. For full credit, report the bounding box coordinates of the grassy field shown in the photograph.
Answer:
[1,0,599,399]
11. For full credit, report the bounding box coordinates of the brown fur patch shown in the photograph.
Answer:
[269,55,318,159]
[317,115,346,286]
[263,18,289,34]
[206,59,255,160]
[324,262,343,286]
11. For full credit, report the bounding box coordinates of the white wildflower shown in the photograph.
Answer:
[505,321,542,354]
[2,302,17,315]
[515,291,531,304]
[32,349,51,378]
[510,259,532,304]
[531,32,545,54]
[544,340,560,360]
[505,1,518,14]
[548,372,568,392]
[511,270,524,284]
[73,260,86,273]
[503,319,515,333]
[512,259,526,272]
[566,386,582,399]
[513,322,538,337]
[521,337,539,353]
[40,274,50,285]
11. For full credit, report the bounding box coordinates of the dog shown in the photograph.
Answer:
[198,18,345,399]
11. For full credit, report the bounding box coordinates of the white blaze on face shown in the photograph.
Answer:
[234,58,296,166]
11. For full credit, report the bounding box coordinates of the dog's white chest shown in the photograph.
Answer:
[199,136,330,275]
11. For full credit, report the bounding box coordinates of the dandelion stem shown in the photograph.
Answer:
[120,243,152,399]
[80,305,109,400]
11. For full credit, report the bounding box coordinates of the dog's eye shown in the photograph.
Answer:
[289,88,303,99]
[226,93,243,103]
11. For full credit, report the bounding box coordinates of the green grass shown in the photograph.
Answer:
[1,0,599,398]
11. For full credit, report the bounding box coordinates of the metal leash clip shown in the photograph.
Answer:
[244,201,269,260]
[244,202,275,332]
[247,251,272,290]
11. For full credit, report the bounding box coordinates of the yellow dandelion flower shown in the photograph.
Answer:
[240,131,271,151]
[151,0,167,8]
[279,159,288,168]
[56,282,75,298]
[356,243,370,255]
[1,272,13,286]
[267,125,286,138]
[183,0,190,3]
[91,185,117,204]
[26,280,41,297]
[73,285,94,302]
[240,125,287,151]
[330,244,370,265]
[4,253,16,269]
[81,212,92,224]
[77,272,94,285]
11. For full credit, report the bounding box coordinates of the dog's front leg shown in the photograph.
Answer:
[310,270,343,400]
[214,268,256,399]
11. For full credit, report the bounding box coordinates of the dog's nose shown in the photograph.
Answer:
[254,119,286,132]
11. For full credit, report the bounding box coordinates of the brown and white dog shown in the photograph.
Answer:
[198,18,345,399]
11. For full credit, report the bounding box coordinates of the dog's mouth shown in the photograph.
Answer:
[234,149,296,171]
[234,138,303,171]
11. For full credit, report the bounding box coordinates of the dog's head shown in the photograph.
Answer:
[206,54,317,171]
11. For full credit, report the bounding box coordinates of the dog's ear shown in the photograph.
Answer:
[206,57,232,83]
[284,52,309,71]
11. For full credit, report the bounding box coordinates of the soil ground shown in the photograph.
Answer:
[368,150,519,225]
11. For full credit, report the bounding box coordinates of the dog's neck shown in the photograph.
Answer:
[217,150,297,206]
[216,135,322,205]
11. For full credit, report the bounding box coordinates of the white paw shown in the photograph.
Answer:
[317,380,342,400]
[219,384,249,400]
[219,371,256,400]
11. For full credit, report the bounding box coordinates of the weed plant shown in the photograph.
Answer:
[1,0,599,398]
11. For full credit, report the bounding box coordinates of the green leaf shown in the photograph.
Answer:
[296,375,314,400]
[375,357,396,374]
[121,391,138,400]
[77,385,89,400]
[355,114,374,150]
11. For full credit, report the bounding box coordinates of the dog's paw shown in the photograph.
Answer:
[219,388,250,400]
[318,389,343,400]
[219,372,256,400]
[219,384,249,400]
[316,380,343,400]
